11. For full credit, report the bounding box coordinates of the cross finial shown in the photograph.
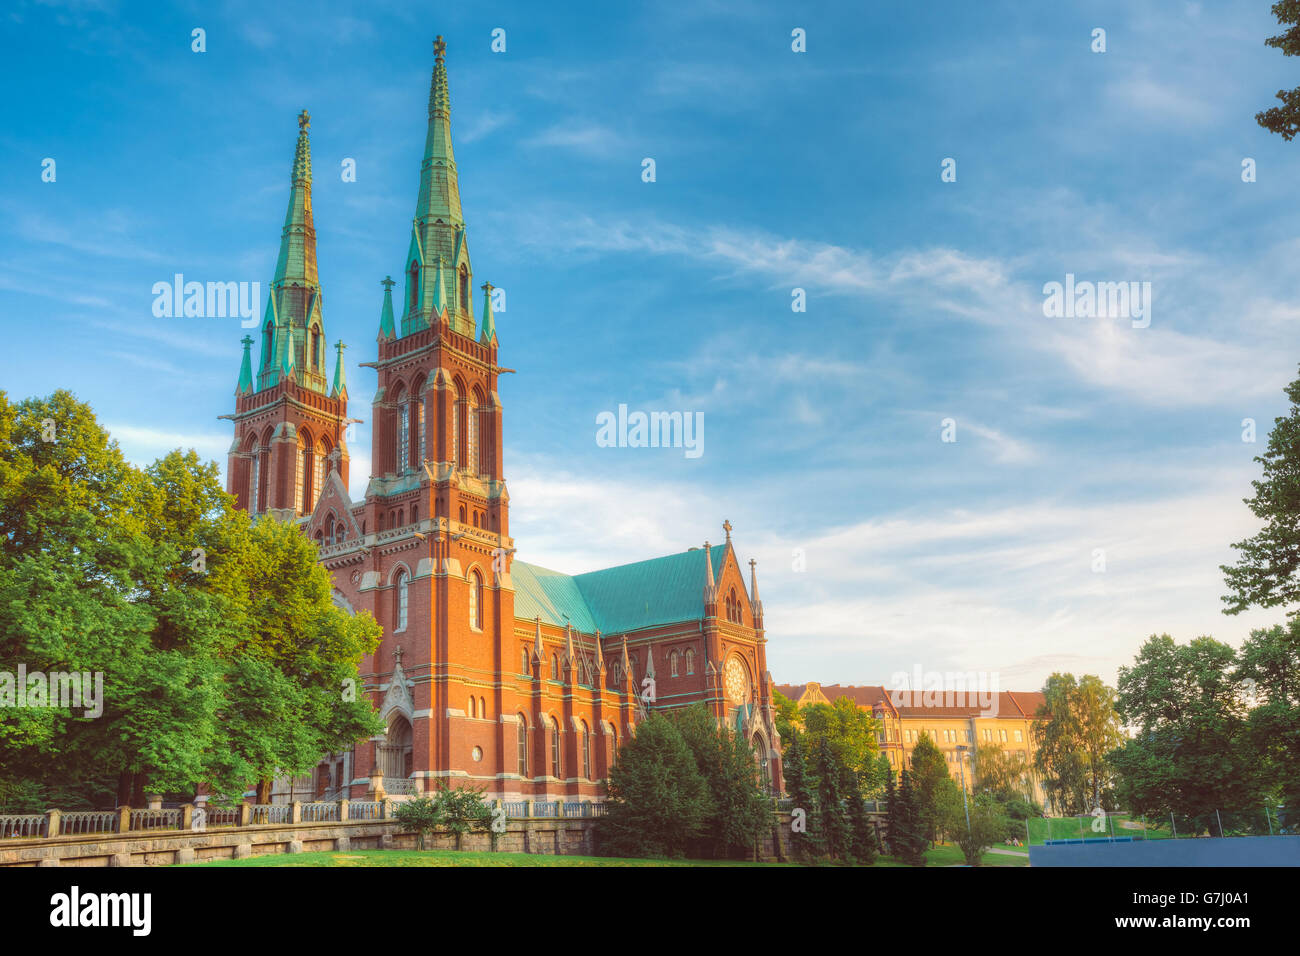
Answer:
[297,109,310,131]
[481,281,494,294]
[381,275,395,292]
[393,643,403,666]
[240,335,253,348]
[335,339,347,354]
[723,519,733,541]
[434,35,446,62]
[749,558,756,571]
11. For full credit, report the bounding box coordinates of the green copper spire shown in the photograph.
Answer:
[479,281,496,344]
[237,335,254,395]
[257,109,329,394]
[378,275,396,341]
[332,340,348,397]
[401,35,474,337]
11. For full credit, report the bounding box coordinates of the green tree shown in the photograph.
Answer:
[773,690,800,745]
[1256,4,1300,140]
[893,768,927,866]
[1032,673,1122,814]
[597,715,709,858]
[393,795,443,849]
[782,731,821,861]
[955,792,1007,866]
[431,785,494,850]
[1222,367,1300,612]
[1238,620,1300,809]
[801,696,882,794]
[813,736,852,861]
[933,776,967,844]
[974,744,1031,802]
[908,732,949,846]
[1109,634,1263,834]
[668,704,768,859]
[842,760,878,864]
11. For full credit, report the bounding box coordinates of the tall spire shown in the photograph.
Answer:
[749,558,764,625]
[378,275,396,341]
[236,335,254,395]
[259,109,327,393]
[479,281,496,344]
[417,35,463,226]
[703,540,717,607]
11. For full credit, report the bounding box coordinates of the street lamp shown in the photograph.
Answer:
[955,745,972,838]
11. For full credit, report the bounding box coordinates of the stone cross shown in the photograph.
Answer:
[393,643,403,667]
[723,519,732,541]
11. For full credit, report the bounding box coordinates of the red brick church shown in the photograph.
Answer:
[224,37,782,802]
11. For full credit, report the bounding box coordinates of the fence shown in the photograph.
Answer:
[1026,807,1294,846]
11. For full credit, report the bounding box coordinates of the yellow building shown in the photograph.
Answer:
[776,682,1047,805]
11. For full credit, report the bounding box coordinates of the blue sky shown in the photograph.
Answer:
[3,0,1299,693]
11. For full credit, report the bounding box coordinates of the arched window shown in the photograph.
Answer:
[414,397,425,464]
[468,696,476,719]
[520,646,529,676]
[469,570,483,629]
[480,696,486,719]
[397,399,410,473]
[394,569,408,632]
[670,651,679,677]
[247,437,260,513]
[550,653,559,681]
[685,648,695,675]
[516,716,528,777]
[411,504,419,524]
[325,514,335,542]
[467,393,479,475]
[458,504,466,524]
[408,262,420,313]
[263,323,274,368]
[295,431,309,514]
[550,716,561,778]
[314,439,327,503]
[581,721,591,779]
[310,327,321,370]
[333,517,344,546]
[459,265,469,312]
[452,382,463,469]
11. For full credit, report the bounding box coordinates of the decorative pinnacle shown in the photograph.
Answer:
[298,109,310,131]
[434,35,446,63]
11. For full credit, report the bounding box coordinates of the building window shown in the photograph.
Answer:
[480,696,486,719]
[415,399,425,464]
[469,570,483,629]
[468,696,476,719]
[249,449,260,513]
[685,648,695,675]
[550,653,559,681]
[520,646,529,676]
[516,717,527,777]
[550,717,561,778]
[1000,729,1008,743]
[1015,729,1023,742]
[394,570,408,632]
[452,389,461,469]
[409,262,419,313]
[581,722,591,779]
[466,399,477,475]
[311,327,321,370]
[398,402,410,472]
[263,324,274,368]
[459,265,469,312]
[314,441,326,503]
[670,651,679,677]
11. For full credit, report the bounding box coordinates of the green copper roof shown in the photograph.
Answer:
[513,546,728,635]
[236,335,254,395]
[378,276,396,341]
[479,281,496,343]
[432,256,446,316]
[331,340,347,396]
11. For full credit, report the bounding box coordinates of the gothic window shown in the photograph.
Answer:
[326,514,335,542]
[685,648,695,675]
[398,402,410,473]
[258,445,270,511]
[408,262,419,313]
[670,651,679,677]
[311,327,321,370]
[581,721,591,779]
[469,570,483,630]
[469,696,476,719]
[411,504,419,524]
[516,716,528,776]
[480,697,486,719]
[263,324,274,368]
[458,504,466,524]
[467,396,478,475]
[452,386,461,469]
[394,569,408,632]
[459,265,469,312]
[550,717,561,778]
[414,398,425,464]
[249,447,260,513]
[520,646,529,676]
[550,653,559,681]
[295,433,307,514]
[333,517,344,546]
[314,439,326,502]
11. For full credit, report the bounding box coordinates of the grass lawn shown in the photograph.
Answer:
[185,842,1029,868]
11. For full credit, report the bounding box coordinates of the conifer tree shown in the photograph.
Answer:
[814,736,852,860]
[782,731,822,860]
[896,768,927,866]
[843,761,878,864]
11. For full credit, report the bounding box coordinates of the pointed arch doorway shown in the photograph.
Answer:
[379,714,414,783]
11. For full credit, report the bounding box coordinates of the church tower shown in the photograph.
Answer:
[349,35,514,794]
[226,110,350,519]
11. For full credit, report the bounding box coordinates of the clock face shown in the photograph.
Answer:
[724,657,750,704]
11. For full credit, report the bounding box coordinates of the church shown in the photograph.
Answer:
[223,37,782,803]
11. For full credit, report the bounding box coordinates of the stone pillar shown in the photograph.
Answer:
[180,804,194,831]
[116,806,130,834]
[380,798,391,819]
[44,809,60,838]
[237,803,252,827]
[290,801,302,824]
[146,794,162,810]
[368,768,385,800]
[338,799,349,821]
